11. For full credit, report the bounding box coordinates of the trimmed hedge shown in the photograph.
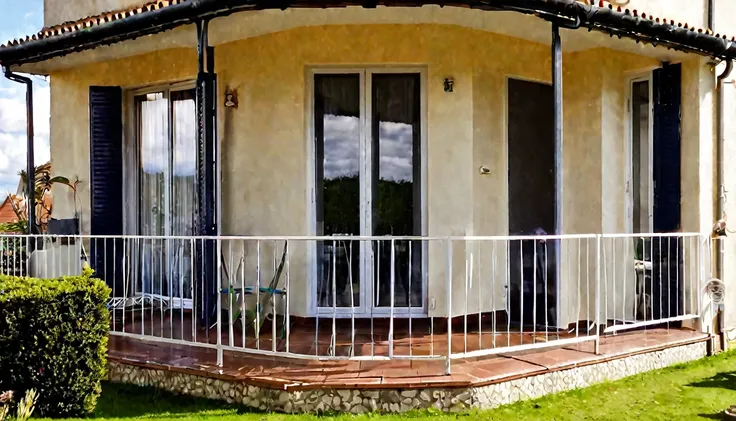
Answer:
[0,273,110,417]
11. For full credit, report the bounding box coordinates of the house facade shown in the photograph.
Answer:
[1,1,735,407]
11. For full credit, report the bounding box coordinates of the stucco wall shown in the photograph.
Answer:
[680,57,717,336]
[44,0,144,27]
[712,0,736,39]
[49,24,678,321]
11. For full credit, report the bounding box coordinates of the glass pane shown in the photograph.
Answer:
[137,92,169,297]
[371,73,422,308]
[315,74,361,308]
[632,80,651,234]
[169,89,197,300]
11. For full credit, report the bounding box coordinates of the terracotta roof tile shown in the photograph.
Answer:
[595,0,735,42]
[1,0,184,49]
[0,0,734,51]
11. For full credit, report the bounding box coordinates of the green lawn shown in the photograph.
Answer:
[51,350,736,421]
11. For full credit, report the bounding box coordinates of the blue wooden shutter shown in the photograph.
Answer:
[89,86,124,295]
[652,64,683,320]
[653,63,682,233]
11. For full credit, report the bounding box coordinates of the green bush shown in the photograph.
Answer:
[0,274,110,417]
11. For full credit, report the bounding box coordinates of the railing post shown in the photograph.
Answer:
[285,240,290,354]
[594,235,601,355]
[445,238,453,375]
[696,236,710,333]
[389,239,395,359]
[216,236,223,367]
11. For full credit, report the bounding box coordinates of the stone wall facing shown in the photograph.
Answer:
[107,341,707,413]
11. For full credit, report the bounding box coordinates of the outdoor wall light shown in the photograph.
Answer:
[444,77,454,92]
[224,88,238,108]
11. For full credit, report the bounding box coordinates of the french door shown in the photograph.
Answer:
[133,84,198,308]
[311,68,426,315]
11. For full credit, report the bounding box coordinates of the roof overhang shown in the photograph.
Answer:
[0,0,734,68]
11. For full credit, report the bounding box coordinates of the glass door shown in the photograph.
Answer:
[314,73,365,312]
[313,69,425,315]
[137,91,168,301]
[135,86,197,308]
[369,73,423,310]
[169,89,197,306]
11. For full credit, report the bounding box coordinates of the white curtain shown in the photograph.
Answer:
[137,90,196,300]
[139,93,168,296]
[170,92,196,299]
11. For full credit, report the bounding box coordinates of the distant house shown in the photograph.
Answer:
[0,196,18,225]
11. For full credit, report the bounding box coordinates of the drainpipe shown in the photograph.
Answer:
[716,58,733,351]
[552,23,562,238]
[2,67,35,236]
[551,22,564,338]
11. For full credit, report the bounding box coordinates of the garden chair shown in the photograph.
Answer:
[634,237,653,321]
[215,242,288,339]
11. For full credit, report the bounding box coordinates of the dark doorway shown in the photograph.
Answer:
[507,78,558,328]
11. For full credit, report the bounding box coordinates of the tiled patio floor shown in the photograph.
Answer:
[109,313,706,390]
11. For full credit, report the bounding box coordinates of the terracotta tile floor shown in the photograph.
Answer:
[109,311,707,390]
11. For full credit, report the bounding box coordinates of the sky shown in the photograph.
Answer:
[0,0,50,195]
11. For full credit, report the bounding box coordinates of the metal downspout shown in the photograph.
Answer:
[552,24,562,238]
[552,23,564,337]
[2,67,35,236]
[716,58,733,350]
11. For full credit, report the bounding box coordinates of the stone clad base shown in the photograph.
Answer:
[107,341,707,413]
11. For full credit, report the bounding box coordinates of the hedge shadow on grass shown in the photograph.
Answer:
[689,371,736,392]
[91,382,249,419]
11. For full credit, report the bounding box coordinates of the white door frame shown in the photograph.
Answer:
[305,66,428,317]
[624,72,654,234]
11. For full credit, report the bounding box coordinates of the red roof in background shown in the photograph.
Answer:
[0,197,18,225]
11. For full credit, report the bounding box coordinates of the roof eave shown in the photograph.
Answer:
[0,0,734,67]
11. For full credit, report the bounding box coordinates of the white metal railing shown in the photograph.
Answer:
[0,232,718,374]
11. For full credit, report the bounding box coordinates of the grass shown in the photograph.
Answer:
[44,350,736,421]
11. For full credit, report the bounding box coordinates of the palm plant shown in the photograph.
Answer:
[11,163,79,233]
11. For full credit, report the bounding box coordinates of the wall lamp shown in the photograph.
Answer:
[444,77,454,93]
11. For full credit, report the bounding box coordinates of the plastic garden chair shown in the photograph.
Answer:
[217,242,288,339]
